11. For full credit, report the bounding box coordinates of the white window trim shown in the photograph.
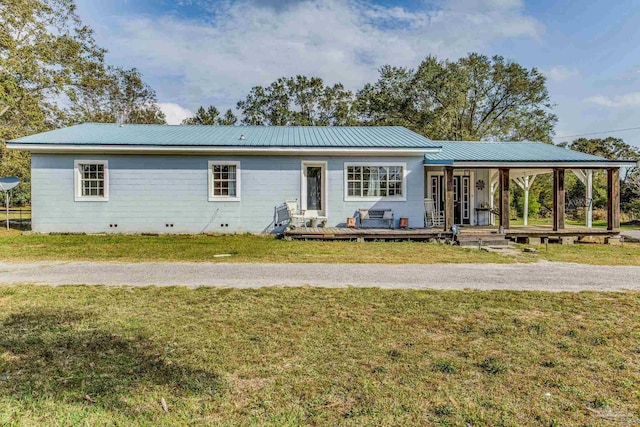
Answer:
[74,159,109,202]
[208,160,241,202]
[343,162,407,202]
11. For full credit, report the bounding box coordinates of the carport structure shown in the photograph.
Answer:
[424,141,637,235]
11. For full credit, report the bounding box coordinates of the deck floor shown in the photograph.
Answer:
[284,224,619,241]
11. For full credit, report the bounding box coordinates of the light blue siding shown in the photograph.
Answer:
[31,154,426,233]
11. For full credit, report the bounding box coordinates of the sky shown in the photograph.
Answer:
[74,0,640,147]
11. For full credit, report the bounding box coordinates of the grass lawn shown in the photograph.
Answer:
[1,230,640,265]
[0,286,638,425]
[0,231,517,264]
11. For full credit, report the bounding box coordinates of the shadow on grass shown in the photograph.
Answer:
[0,309,222,418]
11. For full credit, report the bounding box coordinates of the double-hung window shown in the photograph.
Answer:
[344,163,406,201]
[208,161,241,201]
[74,160,108,201]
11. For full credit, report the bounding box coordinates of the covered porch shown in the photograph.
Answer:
[423,141,636,243]
[426,165,621,232]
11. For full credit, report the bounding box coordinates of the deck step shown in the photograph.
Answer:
[458,239,510,247]
[455,233,509,247]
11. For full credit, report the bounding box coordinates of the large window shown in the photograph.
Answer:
[74,160,108,201]
[208,161,240,201]
[344,163,406,201]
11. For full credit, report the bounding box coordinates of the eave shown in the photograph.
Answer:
[423,160,638,169]
[6,143,441,157]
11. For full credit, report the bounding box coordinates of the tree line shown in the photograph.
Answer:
[1,0,639,218]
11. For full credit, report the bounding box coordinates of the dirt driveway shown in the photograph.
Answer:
[0,260,639,291]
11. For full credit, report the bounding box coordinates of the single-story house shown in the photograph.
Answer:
[6,123,635,234]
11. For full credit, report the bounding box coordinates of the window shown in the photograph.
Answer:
[74,160,108,201]
[345,163,406,201]
[208,161,240,201]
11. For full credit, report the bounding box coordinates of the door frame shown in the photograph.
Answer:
[426,169,475,225]
[300,160,328,218]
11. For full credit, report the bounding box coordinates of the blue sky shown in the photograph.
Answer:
[75,0,640,147]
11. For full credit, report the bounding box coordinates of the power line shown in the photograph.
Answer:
[553,126,640,140]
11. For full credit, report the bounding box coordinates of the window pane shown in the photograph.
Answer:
[79,163,106,198]
[211,163,238,198]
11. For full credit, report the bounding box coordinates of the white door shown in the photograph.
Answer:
[301,161,327,217]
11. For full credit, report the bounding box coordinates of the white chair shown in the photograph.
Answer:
[285,199,306,228]
[424,198,444,228]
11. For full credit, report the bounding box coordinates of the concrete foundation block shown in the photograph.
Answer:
[605,236,622,246]
[525,237,542,245]
[559,236,576,245]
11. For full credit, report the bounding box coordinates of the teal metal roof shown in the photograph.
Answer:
[424,141,608,164]
[9,123,438,149]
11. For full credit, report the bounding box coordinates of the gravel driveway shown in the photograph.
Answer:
[0,261,639,291]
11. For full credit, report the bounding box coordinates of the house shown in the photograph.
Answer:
[6,123,634,235]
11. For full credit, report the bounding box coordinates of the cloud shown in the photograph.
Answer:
[84,0,543,111]
[545,66,579,82]
[585,92,640,108]
[158,102,193,125]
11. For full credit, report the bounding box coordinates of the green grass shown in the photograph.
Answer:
[0,285,639,426]
[0,232,516,264]
[1,231,640,265]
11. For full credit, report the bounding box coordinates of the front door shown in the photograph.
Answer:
[430,174,471,225]
[301,162,326,217]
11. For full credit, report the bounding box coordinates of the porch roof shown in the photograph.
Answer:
[423,141,635,168]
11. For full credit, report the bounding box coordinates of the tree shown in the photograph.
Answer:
[218,109,238,126]
[181,105,237,125]
[237,76,355,126]
[568,137,640,216]
[1,0,108,205]
[355,54,557,142]
[0,0,107,140]
[71,67,166,125]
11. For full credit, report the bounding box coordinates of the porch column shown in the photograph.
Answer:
[499,168,510,230]
[444,167,454,230]
[586,170,593,228]
[553,168,565,231]
[514,175,536,226]
[607,167,620,231]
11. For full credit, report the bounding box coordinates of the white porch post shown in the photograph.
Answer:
[571,169,594,228]
[523,176,530,226]
[586,170,593,228]
[514,175,536,226]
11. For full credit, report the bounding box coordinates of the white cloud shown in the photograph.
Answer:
[545,66,579,82]
[158,102,193,125]
[86,0,543,111]
[585,92,640,108]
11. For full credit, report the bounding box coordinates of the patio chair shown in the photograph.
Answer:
[285,199,306,228]
[424,198,444,228]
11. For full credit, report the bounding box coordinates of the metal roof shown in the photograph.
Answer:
[9,123,438,149]
[424,141,609,164]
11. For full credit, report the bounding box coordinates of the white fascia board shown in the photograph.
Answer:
[6,143,440,157]
[447,161,636,168]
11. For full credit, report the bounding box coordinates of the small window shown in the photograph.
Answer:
[208,161,240,201]
[74,160,108,201]
[344,163,406,201]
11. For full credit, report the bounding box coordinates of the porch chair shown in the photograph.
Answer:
[424,198,444,228]
[285,199,306,228]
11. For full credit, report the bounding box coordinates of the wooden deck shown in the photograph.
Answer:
[284,226,452,241]
[284,224,619,242]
